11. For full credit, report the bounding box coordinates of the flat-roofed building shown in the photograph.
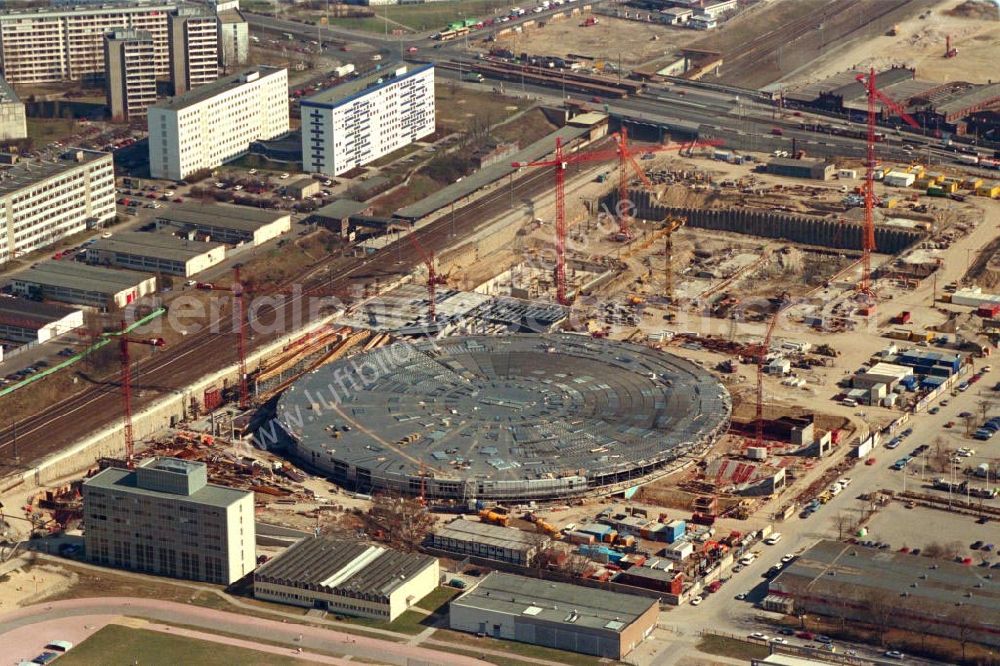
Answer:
[0,296,83,344]
[766,540,1000,648]
[169,6,219,95]
[104,29,157,121]
[450,572,658,659]
[765,158,835,181]
[83,457,255,584]
[87,231,226,277]
[300,63,435,176]
[217,9,248,71]
[0,75,26,140]
[8,262,156,309]
[148,66,288,180]
[429,518,547,566]
[154,203,290,246]
[0,2,175,84]
[254,537,438,621]
[0,150,116,266]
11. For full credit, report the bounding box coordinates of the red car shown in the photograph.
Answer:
[865,457,876,466]
[796,632,814,640]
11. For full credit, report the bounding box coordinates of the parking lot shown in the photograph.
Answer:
[863,503,999,567]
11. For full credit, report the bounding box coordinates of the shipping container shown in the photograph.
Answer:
[203,387,223,413]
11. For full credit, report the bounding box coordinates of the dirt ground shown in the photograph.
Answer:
[778,0,1000,86]
[0,559,77,610]
[477,16,699,68]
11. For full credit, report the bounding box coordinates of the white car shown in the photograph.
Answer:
[749,632,769,641]
[162,190,175,197]
[279,173,290,179]
[690,596,703,606]
[771,637,788,644]
[781,554,795,564]
[838,477,852,487]
[233,184,244,191]
[248,168,258,175]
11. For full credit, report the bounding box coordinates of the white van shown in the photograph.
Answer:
[764,533,783,545]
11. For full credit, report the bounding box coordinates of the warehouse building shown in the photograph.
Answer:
[154,204,291,246]
[0,2,175,84]
[8,262,156,309]
[83,457,255,585]
[0,150,116,266]
[765,158,834,181]
[87,231,226,277]
[285,178,320,200]
[253,537,438,621]
[429,518,546,566]
[0,75,26,140]
[0,297,83,344]
[310,199,373,237]
[301,63,435,176]
[148,66,289,180]
[766,540,1000,647]
[104,29,158,122]
[450,572,659,659]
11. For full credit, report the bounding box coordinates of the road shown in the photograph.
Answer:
[0,597,487,666]
[0,150,608,474]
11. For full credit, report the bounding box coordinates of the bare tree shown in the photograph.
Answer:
[923,541,946,558]
[362,494,434,553]
[963,413,977,437]
[835,512,852,541]
[949,606,980,662]
[862,589,894,646]
[977,398,995,422]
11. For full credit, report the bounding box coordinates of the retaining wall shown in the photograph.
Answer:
[612,191,925,253]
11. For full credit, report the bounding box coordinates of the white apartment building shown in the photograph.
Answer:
[104,29,157,121]
[148,66,289,180]
[83,457,255,584]
[0,149,116,266]
[0,2,175,84]
[300,63,435,176]
[0,75,26,140]
[169,6,219,94]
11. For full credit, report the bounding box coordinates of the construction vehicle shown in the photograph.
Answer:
[626,294,645,306]
[524,512,561,538]
[479,506,510,526]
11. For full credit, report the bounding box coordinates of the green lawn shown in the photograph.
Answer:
[57,625,306,666]
[696,634,770,661]
[434,629,606,666]
[26,117,78,145]
[416,586,461,613]
[338,609,430,635]
[328,0,519,33]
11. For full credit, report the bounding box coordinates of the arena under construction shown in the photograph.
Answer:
[274,334,731,502]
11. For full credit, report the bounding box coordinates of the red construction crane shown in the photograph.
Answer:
[200,265,251,409]
[408,232,447,322]
[855,68,922,304]
[118,320,165,463]
[514,135,721,304]
[746,296,789,449]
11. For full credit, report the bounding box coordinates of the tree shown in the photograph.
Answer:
[862,589,894,646]
[948,606,979,662]
[963,413,977,437]
[977,398,995,422]
[362,494,434,553]
[835,512,852,541]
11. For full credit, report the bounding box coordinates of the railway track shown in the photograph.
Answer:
[0,147,602,473]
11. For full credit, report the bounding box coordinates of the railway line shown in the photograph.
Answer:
[0,148,603,475]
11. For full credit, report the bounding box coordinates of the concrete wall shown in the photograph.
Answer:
[611,191,925,254]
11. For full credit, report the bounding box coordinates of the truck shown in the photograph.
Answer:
[333,63,355,78]
[463,71,485,83]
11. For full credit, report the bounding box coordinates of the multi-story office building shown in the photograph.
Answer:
[300,63,435,176]
[148,66,288,180]
[0,150,116,266]
[169,6,219,95]
[0,75,26,140]
[0,2,175,84]
[82,457,256,584]
[104,29,157,121]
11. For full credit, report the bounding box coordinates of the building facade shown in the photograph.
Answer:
[254,537,439,621]
[9,262,157,309]
[87,231,226,277]
[83,457,256,584]
[0,297,83,344]
[0,2,175,84]
[300,64,435,176]
[153,203,290,246]
[104,29,157,121]
[0,150,116,266]
[0,75,26,140]
[169,6,219,95]
[217,9,248,72]
[148,66,288,180]
[450,572,659,659]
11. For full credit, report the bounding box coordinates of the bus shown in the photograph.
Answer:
[436,26,470,41]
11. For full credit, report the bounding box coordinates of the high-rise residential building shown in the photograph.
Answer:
[217,9,249,72]
[82,457,256,584]
[300,63,435,177]
[0,2,175,84]
[0,150,116,267]
[169,6,219,95]
[104,29,157,121]
[0,75,26,140]
[148,66,288,180]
